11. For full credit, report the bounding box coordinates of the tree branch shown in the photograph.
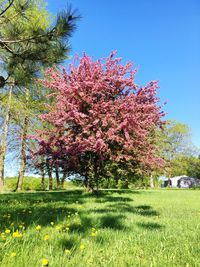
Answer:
[0,0,14,17]
[0,41,16,55]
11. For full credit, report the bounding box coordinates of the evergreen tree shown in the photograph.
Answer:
[0,0,80,191]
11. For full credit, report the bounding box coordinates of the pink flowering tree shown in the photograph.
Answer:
[35,52,165,191]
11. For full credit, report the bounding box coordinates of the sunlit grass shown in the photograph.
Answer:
[0,189,199,266]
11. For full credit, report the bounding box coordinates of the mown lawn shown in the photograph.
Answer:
[0,189,199,267]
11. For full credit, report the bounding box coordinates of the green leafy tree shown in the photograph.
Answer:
[186,156,200,179]
[158,120,198,181]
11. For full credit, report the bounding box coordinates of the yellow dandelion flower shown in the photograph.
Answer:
[91,232,97,237]
[12,231,22,238]
[12,232,18,237]
[41,258,49,266]
[5,229,11,234]
[35,225,41,231]
[43,235,49,241]
[64,249,71,255]
[80,244,85,250]
[10,252,16,257]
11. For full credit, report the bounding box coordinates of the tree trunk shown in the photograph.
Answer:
[85,154,95,192]
[85,177,94,192]
[61,176,65,189]
[61,170,67,189]
[94,163,100,192]
[40,157,45,190]
[16,115,29,191]
[149,174,154,188]
[41,172,45,190]
[125,177,129,189]
[46,159,53,190]
[167,169,171,187]
[55,167,60,189]
[0,86,12,191]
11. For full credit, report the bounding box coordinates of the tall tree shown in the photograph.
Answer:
[34,52,165,191]
[157,120,198,182]
[0,0,79,191]
[0,85,12,188]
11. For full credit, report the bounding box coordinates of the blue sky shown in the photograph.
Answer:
[47,0,200,148]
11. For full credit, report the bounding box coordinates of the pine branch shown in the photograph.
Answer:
[1,7,80,44]
[52,6,81,40]
[0,0,14,17]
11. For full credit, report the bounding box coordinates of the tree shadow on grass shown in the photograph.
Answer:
[69,213,127,234]
[137,222,163,230]
[0,190,86,205]
[89,208,117,214]
[95,196,133,203]
[135,205,151,210]
[0,206,77,229]
[69,215,94,233]
[99,214,126,230]
[100,189,141,194]
[0,188,140,206]
[58,236,78,250]
[0,190,131,232]
[100,202,160,217]
[135,205,159,216]
[0,190,160,237]
[107,203,136,213]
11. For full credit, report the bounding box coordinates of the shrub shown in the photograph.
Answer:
[99,178,117,189]
[192,184,200,190]
[117,179,128,189]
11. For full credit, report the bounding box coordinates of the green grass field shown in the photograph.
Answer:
[0,189,199,267]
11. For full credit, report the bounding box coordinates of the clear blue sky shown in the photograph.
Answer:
[47,0,200,148]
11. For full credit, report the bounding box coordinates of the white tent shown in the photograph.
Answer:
[170,176,187,187]
[170,175,200,188]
